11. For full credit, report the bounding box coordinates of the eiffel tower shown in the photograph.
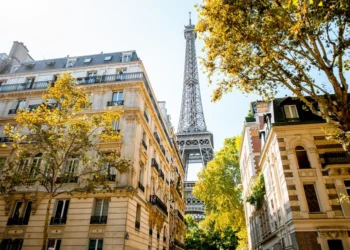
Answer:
[176,13,214,221]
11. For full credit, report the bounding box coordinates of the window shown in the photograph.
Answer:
[284,105,299,119]
[303,184,321,213]
[344,180,350,196]
[63,157,79,176]
[88,239,103,250]
[0,239,23,250]
[138,166,144,192]
[66,59,76,68]
[328,240,344,250]
[87,72,97,84]
[112,120,120,131]
[51,200,70,225]
[91,199,109,224]
[108,92,124,106]
[26,77,35,89]
[8,201,32,225]
[18,158,30,172]
[84,58,92,63]
[116,68,127,81]
[16,100,26,110]
[295,146,311,169]
[29,153,42,177]
[135,204,141,229]
[122,54,132,62]
[47,239,61,250]
[104,55,112,61]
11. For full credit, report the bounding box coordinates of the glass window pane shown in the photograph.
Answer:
[102,200,109,216]
[97,239,103,250]
[89,239,97,250]
[94,199,102,216]
[303,184,320,213]
[283,106,291,119]
[55,200,63,218]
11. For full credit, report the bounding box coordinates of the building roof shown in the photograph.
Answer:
[0,51,139,74]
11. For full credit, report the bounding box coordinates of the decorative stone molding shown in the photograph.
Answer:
[125,115,137,123]
[318,231,348,238]
[298,169,317,178]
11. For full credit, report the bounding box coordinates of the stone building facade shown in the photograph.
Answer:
[240,97,350,250]
[0,42,186,250]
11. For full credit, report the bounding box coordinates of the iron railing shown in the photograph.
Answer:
[158,169,165,181]
[149,195,168,216]
[0,137,12,143]
[138,181,145,192]
[56,176,78,183]
[90,216,107,224]
[8,109,17,114]
[135,220,140,229]
[106,100,124,106]
[323,151,350,166]
[7,217,29,225]
[50,217,67,225]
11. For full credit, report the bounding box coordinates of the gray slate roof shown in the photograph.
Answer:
[0,51,139,74]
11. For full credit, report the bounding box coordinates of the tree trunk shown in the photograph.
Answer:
[41,193,53,250]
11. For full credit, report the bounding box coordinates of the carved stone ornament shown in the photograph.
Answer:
[318,231,347,238]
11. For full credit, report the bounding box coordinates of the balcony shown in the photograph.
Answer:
[0,137,12,143]
[90,216,107,224]
[8,109,18,114]
[158,169,165,181]
[93,174,116,182]
[144,111,149,122]
[175,209,185,224]
[138,181,145,192]
[50,217,67,225]
[323,151,350,166]
[7,217,29,226]
[135,220,140,229]
[142,140,147,150]
[56,176,78,184]
[154,132,160,145]
[149,195,168,216]
[174,239,185,249]
[151,158,159,171]
[28,104,41,111]
[106,100,124,107]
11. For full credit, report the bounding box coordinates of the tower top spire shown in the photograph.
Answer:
[189,12,191,25]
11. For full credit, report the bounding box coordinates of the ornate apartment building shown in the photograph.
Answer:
[240,97,350,250]
[0,42,186,250]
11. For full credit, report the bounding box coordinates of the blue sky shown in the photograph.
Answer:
[0,0,266,180]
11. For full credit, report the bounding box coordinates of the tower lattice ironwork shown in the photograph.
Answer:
[176,14,214,221]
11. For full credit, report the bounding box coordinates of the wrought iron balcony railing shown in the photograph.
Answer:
[135,220,140,229]
[28,104,41,111]
[154,132,160,145]
[50,217,67,225]
[149,195,168,216]
[90,215,107,224]
[7,217,29,226]
[93,174,116,182]
[323,151,350,166]
[151,158,159,171]
[106,100,124,106]
[142,140,147,150]
[138,181,145,192]
[56,176,78,184]
[8,109,18,114]
[0,137,12,143]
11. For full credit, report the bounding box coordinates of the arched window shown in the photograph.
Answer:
[295,146,311,169]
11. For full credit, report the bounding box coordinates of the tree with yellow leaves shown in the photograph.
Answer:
[197,0,350,150]
[193,136,247,249]
[0,74,130,250]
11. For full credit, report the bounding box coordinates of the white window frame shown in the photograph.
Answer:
[89,239,103,250]
[54,200,70,219]
[284,105,299,119]
[47,239,61,250]
[112,92,123,102]
[93,199,109,217]
[63,158,79,175]
[122,54,132,62]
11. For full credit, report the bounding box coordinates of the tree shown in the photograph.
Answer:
[185,215,238,250]
[0,74,130,250]
[196,0,350,149]
[192,136,247,249]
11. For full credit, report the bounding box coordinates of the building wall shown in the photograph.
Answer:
[0,53,186,250]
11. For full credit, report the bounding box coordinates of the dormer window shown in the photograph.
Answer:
[284,105,298,120]
[45,61,55,67]
[84,58,92,63]
[66,59,76,68]
[104,55,112,61]
[24,63,35,69]
[122,53,132,62]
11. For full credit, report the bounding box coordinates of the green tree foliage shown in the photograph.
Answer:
[0,74,130,250]
[196,0,350,149]
[185,215,239,250]
[193,137,247,249]
[246,174,266,209]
